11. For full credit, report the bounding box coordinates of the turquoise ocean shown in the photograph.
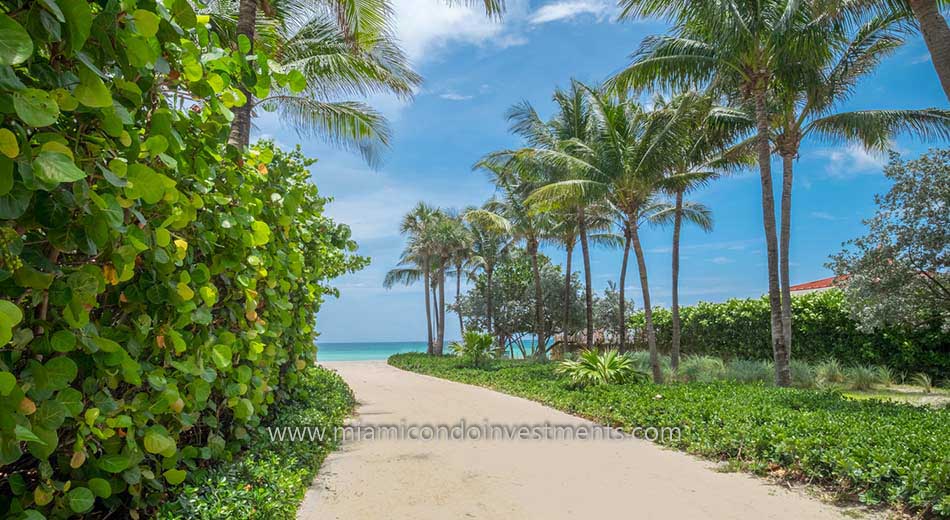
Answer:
[316,341,431,361]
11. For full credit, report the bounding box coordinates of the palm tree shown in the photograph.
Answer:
[465,204,510,347]
[767,10,950,354]
[646,197,713,369]
[612,0,834,386]
[385,203,442,354]
[469,162,555,358]
[526,86,698,382]
[505,81,599,349]
[425,215,471,355]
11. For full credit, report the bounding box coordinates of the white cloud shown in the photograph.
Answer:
[390,0,529,62]
[709,256,734,265]
[911,53,932,64]
[528,0,610,24]
[810,211,839,221]
[815,144,887,177]
[439,92,474,101]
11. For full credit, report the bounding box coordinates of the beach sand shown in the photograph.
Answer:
[297,360,847,519]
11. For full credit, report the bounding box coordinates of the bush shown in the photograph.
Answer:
[450,331,495,367]
[676,355,725,383]
[628,290,949,376]
[157,366,354,519]
[816,359,847,387]
[555,349,646,387]
[789,360,817,389]
[391,354,950,516]
[724,359,772,384]
[846,364,881,390]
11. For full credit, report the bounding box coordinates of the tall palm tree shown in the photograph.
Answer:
[385,203,442,353]
[526,86,698,382]
[469,162,555,358]
[425,215,471,354]
[505,81,599,349]
[612,0,833,386]
[465,204,510,346]
[767,10,950,353]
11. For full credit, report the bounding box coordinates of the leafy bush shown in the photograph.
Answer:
[816,359,847,387]
[157,366,354,519]
[846,364,881,390]
[391,354,950,516]
[629,290,949,376]
[451,331,495,367]
[555,349,645,387]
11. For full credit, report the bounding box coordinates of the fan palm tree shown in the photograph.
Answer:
[468,162,556,358]
[767,10,950,353]
[612,0,834,386]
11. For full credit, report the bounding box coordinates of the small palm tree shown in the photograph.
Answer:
[451,331,495,367]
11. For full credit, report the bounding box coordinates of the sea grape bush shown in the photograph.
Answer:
[629,290,949,376]
[0,0,363,517]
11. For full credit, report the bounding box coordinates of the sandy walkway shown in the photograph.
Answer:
[297,360,845,519]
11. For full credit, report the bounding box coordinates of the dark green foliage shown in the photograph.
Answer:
[390,353,950,516]
[157,366,354,519]
[628,290,949,376]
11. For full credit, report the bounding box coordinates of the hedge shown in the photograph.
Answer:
[390,353,950,516]
[628,290,949,377]
[0,1,364,517]
[156,365,354,519]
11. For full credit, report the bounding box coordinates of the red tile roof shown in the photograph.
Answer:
[789,275,848,292]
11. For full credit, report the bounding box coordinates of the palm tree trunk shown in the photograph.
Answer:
[423,260,433,355]
[909,0,950,102]
[437,266,446,355]
[671,189,683,371]
[486,267,495,347]
[618,227,631,352]
[228,0,258,148]
[577,207,594,350]
[753,88,791,387]
[455,261,464,335]
[528,239,546,358]
[780,151,794,357]
[562,241,574,352]
[432,281,440,342]
[630,221,662,383]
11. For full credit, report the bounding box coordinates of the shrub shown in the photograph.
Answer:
[157,366,354,519]
[629,290,949,376]
[911,372,934,393]
[676,355,725,383]
[391,354,950,516]
[451,331,495,367]
[724,359,772,384]
[846,364,882,390]
[789,360,817,389]
[555,349,645,387]
[816,359,847,387]
[875,365,896,387]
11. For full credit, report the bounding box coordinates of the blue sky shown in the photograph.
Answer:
[253,0,948,343]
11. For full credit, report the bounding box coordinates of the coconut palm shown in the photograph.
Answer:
[524,85,700,382]
[766,10,950,353]
[465,204,510,346]
[385,203,442,353]
[468,162,556,358]
[426,215,472,354]
[612,0,835,386]
[505,81,600,349]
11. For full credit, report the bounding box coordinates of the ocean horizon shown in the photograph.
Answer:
[316,341,439,361]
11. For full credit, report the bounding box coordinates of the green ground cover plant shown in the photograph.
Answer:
[389,353,950,516]
[629,290,949,376]
[156,366,354,519]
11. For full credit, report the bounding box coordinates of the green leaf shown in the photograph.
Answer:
[211,344,232,370]
[51,330,77,352]
[132,10,160,37]
[90,336,120,353]
[0,371,16,395]
[13,264,54,289]
[34,400,67,430]
[87,478,111,498]
[0,157,13,196]
[13,89,60,127]
[14,425,45,444]
[98,453,128,473]
[144,428,176,455]
[0,128,19,158]
[163,468,187,485]
[251,221,271,245]
[0,14,33,66]
[60,0,91,52]
[126,164,165,204]
[66,487,94,513]
[74,66,112,108]
[288,69,306,93]
[0,300,23,346]
[238,34,251,54]
[232,398,253,420]
[44,356,78,390]
[33,151,86,184]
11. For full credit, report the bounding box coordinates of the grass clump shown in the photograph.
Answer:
[157,367,354,520]
[390,353,950,516]
[724,359,773,384]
